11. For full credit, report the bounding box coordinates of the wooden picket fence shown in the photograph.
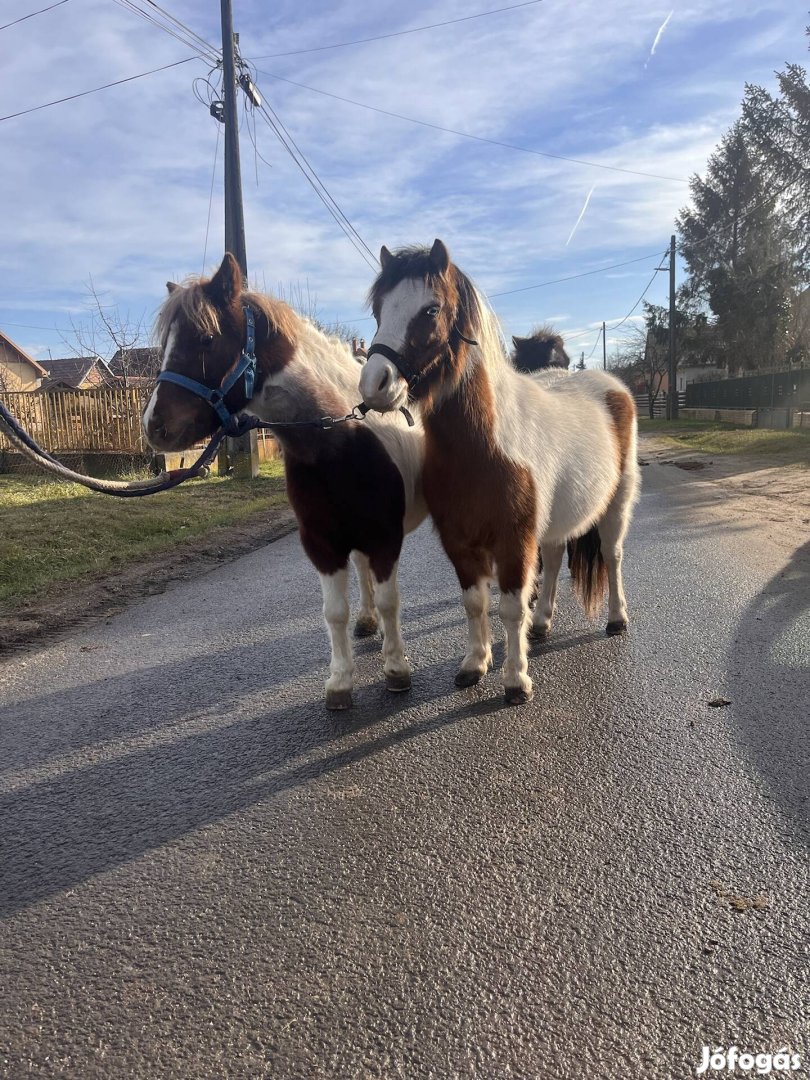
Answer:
[0,387,151,454]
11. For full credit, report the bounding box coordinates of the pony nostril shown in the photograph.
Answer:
[377,368,390,393]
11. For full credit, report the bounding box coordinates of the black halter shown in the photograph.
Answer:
[367,326,478,390]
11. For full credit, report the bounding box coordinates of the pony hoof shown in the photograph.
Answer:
[606,619,628,636]
[325,689,353,711]
[354,617,378,639]
[385,672,412,693]
[504,686,533,706]
[455,668,483,688]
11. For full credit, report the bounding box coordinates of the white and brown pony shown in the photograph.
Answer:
[359,240,638,705]
[143,253,426,710]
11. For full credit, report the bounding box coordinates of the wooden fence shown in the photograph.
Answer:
[0,387,151,454]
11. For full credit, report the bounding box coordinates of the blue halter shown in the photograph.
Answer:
[156,306,257,434]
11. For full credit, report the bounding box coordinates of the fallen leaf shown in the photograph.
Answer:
[707,697,732,708]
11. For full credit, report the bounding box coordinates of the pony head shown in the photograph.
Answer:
[511,327,570,372]
[143,253,256,452]
[359,239,484,413]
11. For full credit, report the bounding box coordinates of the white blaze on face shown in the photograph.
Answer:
[142,321,177,433]
[359,279,437,412]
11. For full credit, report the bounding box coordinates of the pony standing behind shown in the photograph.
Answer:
[511,326,571,372]
[143,254,426,710]
[359,240,638,705]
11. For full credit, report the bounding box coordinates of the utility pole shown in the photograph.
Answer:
[218,0,257,477]
[221,0,247,278]
[602,321,607,371]
[667,233,678,421]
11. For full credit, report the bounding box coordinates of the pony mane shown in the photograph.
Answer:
[526,324,564,347]
[367,245,510,378]
[155,275,300,351]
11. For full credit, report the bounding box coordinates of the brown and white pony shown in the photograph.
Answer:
[142,253,426,710]
[359,240,638,705]
[511,326,571,372]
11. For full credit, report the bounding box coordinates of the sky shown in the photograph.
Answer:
[0,0,804,367]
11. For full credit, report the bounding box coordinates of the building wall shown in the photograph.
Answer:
[0,356,42,392]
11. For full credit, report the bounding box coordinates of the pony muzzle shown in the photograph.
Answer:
[359,353,408,413]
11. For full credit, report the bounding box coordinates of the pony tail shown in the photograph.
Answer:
[567,527,608,620]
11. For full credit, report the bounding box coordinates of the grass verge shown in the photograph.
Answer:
[638,419,810,465]
[0,459,288,608]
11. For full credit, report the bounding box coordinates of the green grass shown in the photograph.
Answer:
[0,459,288,607]
[638,419,810,464]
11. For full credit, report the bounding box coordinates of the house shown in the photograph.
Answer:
[39,355,113,391]
[0,330,48,391]
[108,346,162,386]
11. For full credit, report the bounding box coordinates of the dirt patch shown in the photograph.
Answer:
[639,433,810,548]
[0,505,297,657]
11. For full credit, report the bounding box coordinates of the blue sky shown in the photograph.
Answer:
[0,0,804,366]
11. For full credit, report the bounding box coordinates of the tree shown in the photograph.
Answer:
[609,317,668,418]
[677,122,799,371]
[742,51,810,276]
[60,278,151,385]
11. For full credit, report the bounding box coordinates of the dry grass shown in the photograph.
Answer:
[638,419,810,465]
[0,460,287,607]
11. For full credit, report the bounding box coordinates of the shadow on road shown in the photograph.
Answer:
[729,540,810,851]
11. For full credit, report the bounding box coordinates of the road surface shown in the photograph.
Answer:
[1,459,808,1079]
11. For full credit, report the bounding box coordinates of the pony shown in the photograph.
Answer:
[358,240,638,705]
[511,326,571,372]
[142,253,427,710]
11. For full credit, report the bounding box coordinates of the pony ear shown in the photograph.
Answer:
[512,335,523,347]
[429,239,450,273]
[166,281,179,294]
[207,252,242,305]
[380,245,393,270]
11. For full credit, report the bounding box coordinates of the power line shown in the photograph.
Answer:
[585,325,603,360]
[201,124,221,274]
[605,253,667,332]
[488,252,664,298]
[0,57,196,123]
[244,70,378,271]
[0,0,70,33]
[248,0,544,60]
[254,70,689,184]
[110,0,220,65]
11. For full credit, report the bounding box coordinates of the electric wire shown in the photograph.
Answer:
[248,0,544,59]
[254,70,689,184]
[0,57,196,123]
[243,69,378,271]
[0,0,70,33]
[201,123,221,274]
[255,101,378,271]
[488,252,664,298]
[110,0,220,64]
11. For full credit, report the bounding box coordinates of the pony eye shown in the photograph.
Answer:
[425,305,440,318]
[200,334,214,348]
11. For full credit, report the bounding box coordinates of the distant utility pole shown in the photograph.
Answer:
[666,233,678,421]
[602,321,606,371]
[218,0,257,477]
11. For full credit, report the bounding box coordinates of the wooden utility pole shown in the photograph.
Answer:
[602,321,607,371]
[219,0,258,477]
[221,0,247,278]
[666,233,678,420]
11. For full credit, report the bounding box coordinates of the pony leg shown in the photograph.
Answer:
[319,567,355,709]
[597,478,635,635]
[530,541,565,639]
[351,551,378,638]
[455,580,493,687]
[370,559,412,692]
[499,582,534,704]
[496,538,536,704]
[445,547,493,688]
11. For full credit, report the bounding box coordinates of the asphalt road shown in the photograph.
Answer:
[1,460,808,1079]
